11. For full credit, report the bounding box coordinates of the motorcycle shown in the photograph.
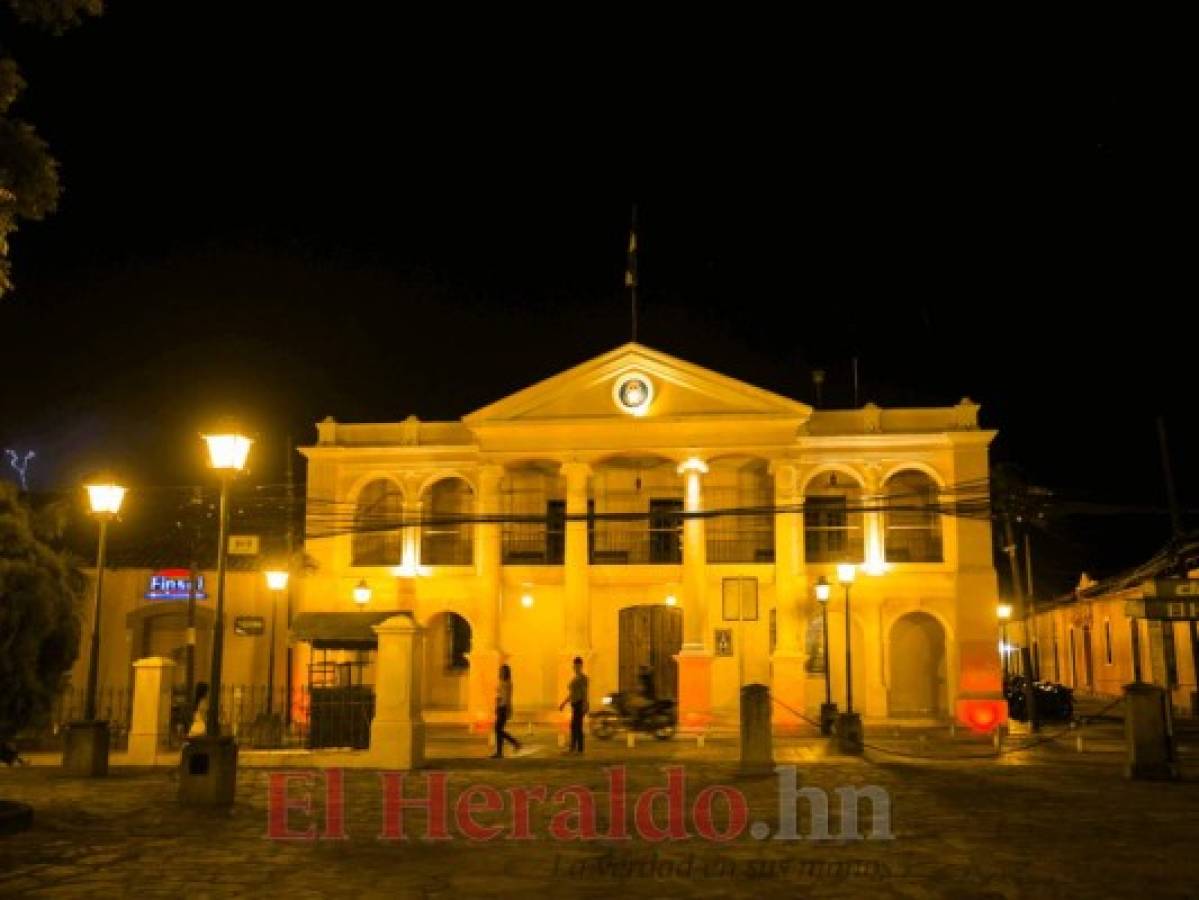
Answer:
[1005,674,1074,722]
[589,691,677,741]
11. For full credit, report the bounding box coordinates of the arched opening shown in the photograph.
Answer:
[420,477,474,565]
[804,470,864,563]
[422,612,472,710]
[592,455,681,564]
[888,612,948,717]
[883,470,943,563]
[706,456,774,563]
[501,462,565,564]
[352,478,403,566]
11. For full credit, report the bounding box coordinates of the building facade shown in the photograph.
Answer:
[1026,573,1199,716]
[296,343,1004,729]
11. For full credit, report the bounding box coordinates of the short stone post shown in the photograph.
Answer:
[740,684,774,775]
[369,614,426,770]
[128,657,176,765]
[1123,682,1178,780]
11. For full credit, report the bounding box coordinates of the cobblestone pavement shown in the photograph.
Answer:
[2,728,1199,898]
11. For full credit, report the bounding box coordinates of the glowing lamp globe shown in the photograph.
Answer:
[353,579,372,606]
[264,570,289,591]
[520,592,534,608]
[203,432,253,471]
[85,482,126,516]
[997,603,1013,621]
[836,563,857,586]
[814,575,831,603]
[664,594,678,607]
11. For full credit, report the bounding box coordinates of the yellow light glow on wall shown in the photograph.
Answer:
[264,570,289,591]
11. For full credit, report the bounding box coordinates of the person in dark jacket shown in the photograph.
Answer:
[558,657,590,754]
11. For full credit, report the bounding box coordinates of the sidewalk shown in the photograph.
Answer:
[3,729,1199,897]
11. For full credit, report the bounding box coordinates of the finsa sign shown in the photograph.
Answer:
[146,569,206,600]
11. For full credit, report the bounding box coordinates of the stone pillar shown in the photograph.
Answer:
[470,464,505,730]
[370,614,425,770]
[769,461,806,730]
[559,462,594,699]
[1123,681,1178,780]
[127,657,176,765]
[739,683,774,774]
[862,464,886,575]
[675,458,712,727]
[400,497,423,575]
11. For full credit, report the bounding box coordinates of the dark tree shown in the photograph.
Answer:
[0,481,85,742]
[0,0,102,297]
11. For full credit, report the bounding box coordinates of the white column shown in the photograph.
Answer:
[469,465,504,729]
[770,461,808,728]
[561,462,592,654]
[369,614,425,770]
[127,656,176,765]
[675,457,713,726]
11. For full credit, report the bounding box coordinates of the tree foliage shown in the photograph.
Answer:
[0,480,85,741]
[0,0,102,297]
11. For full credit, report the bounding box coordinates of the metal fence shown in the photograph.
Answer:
[15,685,133,752]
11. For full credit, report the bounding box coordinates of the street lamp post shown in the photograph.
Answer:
[263,569,289,716]
[64,480,126,776]
[180,429,251,807]
[815,575,837,735]
[835,562,863,753]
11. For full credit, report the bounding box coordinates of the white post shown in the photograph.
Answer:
[127,657,176,765]
[369,614,426,770]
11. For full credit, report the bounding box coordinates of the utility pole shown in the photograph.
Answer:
[284,434,296,727]
[1024,531,1039,680]
[1158,417,1197,714]
[185,486,203,721]
[1002,510,1039,730]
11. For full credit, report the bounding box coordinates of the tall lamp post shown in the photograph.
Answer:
[997,603,1012,683]
[835,562,863,753]
[815,576,837,735]
[263,569,289,716]
[202,430,252,738]
[180,429,251,807]
[64,479,126,776]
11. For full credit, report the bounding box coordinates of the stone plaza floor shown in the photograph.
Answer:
[2,722,1199,898]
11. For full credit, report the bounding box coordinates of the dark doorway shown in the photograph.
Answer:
[618,605,683,699]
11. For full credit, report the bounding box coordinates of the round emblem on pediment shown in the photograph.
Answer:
[613,372,654,416]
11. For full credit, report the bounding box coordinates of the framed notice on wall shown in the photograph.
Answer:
[714,628,733,657]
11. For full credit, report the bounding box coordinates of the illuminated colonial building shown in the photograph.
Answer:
[296,343,1004,728]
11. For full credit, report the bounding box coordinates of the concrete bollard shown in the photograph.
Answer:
[526,720,534,736]
[127,657,176,765]
[696,733,705,748]
[1076,734,1084,753]
[740,684,774,774]
[626,731,637,749]
[1123,682,1179,780]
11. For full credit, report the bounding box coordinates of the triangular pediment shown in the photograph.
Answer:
[464,343,811,425]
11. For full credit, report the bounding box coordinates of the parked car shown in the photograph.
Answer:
[1005,674,1074,722]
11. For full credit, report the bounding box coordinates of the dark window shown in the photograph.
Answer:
[648,499,683,563]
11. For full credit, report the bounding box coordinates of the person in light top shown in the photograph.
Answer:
[490,665,522,758]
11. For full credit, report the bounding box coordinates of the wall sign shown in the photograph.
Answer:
[228,535,260,555]
[234,616,265,636]
[146,569,206,600]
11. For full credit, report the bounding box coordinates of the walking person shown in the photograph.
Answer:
[558,656,589,754]
[490,664,521,758]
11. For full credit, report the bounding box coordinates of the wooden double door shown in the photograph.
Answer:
[618,605,683,699]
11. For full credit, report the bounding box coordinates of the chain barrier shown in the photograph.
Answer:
[768,691,1126,761]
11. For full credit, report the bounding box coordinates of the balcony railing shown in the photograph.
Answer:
[589,526,682,565]
[706,533,776,564]
[420,534,474,566]
[502,527,565,565]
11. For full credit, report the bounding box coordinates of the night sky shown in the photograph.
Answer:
[0,6,1192,593]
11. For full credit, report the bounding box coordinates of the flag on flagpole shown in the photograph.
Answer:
[624,206,638,289]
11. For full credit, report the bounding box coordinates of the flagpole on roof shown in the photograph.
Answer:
[626,204,639,342]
